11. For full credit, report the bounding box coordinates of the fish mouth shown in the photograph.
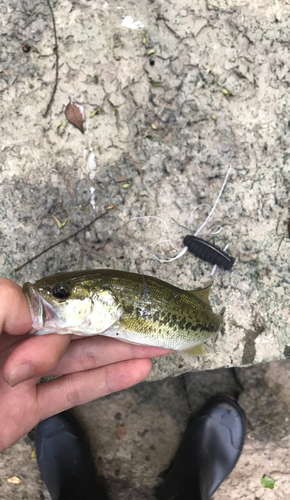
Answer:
[23,282,46,331]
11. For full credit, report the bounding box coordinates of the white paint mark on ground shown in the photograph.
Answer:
[87,151,96,180]
[90,186,96,209]
[121,16,144,29]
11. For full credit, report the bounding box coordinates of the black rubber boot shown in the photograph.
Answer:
[36,411,109,500]
[156,395,246,500]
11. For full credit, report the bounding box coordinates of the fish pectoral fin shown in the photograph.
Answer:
[180,343,207,356]
[100,319,122,335]
[188,281,213,303]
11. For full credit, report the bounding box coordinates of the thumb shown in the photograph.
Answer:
[0,278,32,335]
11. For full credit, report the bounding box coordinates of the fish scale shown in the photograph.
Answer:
[23,269,223,352]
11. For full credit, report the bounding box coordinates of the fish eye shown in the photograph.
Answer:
[52,282,71,300]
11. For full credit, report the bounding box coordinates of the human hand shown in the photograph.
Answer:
[0,278,172,452]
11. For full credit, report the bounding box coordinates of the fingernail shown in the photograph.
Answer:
[8,362,35,387]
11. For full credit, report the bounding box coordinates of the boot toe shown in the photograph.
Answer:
[157,395,246,500]
[36,411,108,500]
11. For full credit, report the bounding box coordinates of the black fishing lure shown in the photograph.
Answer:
[183,235,235,270]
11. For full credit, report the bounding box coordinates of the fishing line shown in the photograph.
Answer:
[131,166,234,271]
[194,165,232,236]
[210,244,229,276]
[131,215,181,254]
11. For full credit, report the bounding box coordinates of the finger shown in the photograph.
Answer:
[37,358,152,420]
[0,278,32,335]
[46,335,173,376]
[3,333,71,387]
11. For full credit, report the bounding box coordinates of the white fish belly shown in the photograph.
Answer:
[99,325,209,350]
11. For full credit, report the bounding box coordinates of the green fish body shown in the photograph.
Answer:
[23,269,223,351]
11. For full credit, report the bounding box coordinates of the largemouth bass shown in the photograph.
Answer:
[23,269,223,353]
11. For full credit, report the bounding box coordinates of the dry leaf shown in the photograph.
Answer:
[22,44,31,53]
[30,446,37,461]
[90,108,104,118]
[7,476,21,484]
[106,205,117,210]
[52,215,69,229]
[116,425,127,439]
[150,80,162,87]
[65,102,86,133]
[221,88,231,100]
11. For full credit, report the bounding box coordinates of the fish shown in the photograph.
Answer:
[23,269,224,354]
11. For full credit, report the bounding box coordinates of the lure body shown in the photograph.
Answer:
[23,269,223,351]
[184,235,235,270]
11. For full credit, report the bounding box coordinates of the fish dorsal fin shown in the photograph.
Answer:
[188,281,213,303]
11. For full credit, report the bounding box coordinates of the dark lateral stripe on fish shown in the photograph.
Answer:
[183,235,235,270]
[124,314,220,333]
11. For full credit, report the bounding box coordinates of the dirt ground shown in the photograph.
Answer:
[1,0,290,498]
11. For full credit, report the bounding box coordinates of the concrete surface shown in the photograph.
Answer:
[1,0,290,498]
[0,0,289,377]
